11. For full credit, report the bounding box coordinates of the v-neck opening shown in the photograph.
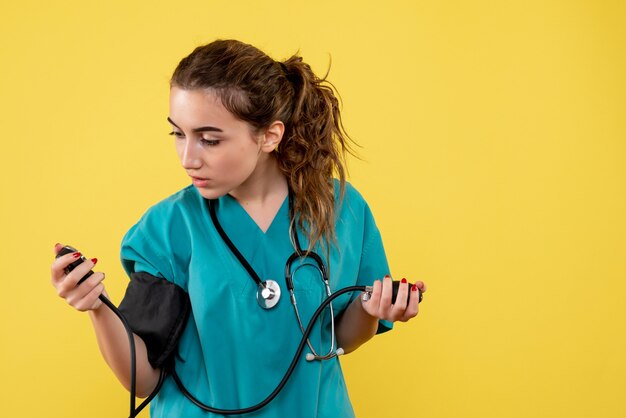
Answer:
[223,193,289,235]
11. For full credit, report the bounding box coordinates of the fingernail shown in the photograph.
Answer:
[55,242,61,247]
[412,284,418,291]
[401,278,407,284]
[384,274,390,279]
[72,252,81,258]
[91,258,98,265]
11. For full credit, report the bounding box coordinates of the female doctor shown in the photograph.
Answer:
[51,39,427,417]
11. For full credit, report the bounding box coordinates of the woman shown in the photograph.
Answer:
[51,39,426,417]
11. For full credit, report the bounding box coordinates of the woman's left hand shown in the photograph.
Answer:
[360,275,426,322]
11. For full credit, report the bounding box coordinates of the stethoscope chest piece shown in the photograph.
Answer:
[257,280,281,309]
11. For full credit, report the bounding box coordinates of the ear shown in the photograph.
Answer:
[260,121,285,153]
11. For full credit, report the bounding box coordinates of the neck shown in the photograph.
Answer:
[229,154,288,206]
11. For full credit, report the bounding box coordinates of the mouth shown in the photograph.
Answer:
[189,175,211,187]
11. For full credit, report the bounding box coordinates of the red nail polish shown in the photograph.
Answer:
[401,278,407,284]
[91,258,98,265]
[72,252,81,258]
[384,274,390,279]
[412,284,418,291]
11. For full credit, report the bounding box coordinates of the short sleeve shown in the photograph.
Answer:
[355,201,394,334]
[120,202,191,289]
[118,198,194,369]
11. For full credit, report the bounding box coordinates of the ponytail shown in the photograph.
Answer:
[277,56,354,252]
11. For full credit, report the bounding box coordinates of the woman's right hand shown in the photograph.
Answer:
[51,243,107,311]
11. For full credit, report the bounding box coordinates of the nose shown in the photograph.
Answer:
[180,138,202,170]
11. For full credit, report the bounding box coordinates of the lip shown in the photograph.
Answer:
[190,175,211,187]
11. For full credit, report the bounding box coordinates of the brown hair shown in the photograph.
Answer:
[171,39,354,251]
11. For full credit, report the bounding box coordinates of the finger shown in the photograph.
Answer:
[392,278,410,313]
[56,257,97,297]
[361,279,382,316]
[51,251,83,284]
[401,285,420,321]
[415,281,427,293]
[53,243,64,255]
[74,283,105,312]
[65,272,106,306]
[379,275,393,315]
[63,257,97,289]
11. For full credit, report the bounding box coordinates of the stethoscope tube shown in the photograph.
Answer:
[287,262,339,361]
[162,280,423,416]
[207,199,264,288]
[59,245,422,417]
[55,245,141,418]
[96,295,138,417]
[168,285,367,415]
[112,280,421,417]
[284,252,328,291]
[99,293,166,418]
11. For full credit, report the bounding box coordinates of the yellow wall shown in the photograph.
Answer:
[1,1,624,417]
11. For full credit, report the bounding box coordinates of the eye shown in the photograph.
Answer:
[168,131,184,139]
[201,138,221,147]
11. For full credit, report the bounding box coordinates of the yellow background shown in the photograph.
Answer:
[1,1,624,417]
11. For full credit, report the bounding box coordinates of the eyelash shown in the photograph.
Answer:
[201,139,220,147]
[168,131,220,147]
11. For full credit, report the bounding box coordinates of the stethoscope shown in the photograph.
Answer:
[207,192,343,361]
[61,194,422,417]
[166,196,422,416]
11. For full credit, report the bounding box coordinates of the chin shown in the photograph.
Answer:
[193,185,229,200]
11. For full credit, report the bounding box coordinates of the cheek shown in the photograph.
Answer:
[205,138,261,181]
[232,140,259,162]
[216,148,253,173]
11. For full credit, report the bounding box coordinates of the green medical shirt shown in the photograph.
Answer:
[121,182,392,418]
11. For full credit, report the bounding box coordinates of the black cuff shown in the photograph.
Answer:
[118,272,191,369]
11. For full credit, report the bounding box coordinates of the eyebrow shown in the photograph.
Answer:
[167,117,224,133]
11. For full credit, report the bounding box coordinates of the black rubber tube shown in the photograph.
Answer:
[169,285,367,415]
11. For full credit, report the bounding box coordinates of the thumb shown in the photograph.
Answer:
[53,243,64,255]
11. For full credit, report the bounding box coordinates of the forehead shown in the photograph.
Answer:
[168,87,249,133]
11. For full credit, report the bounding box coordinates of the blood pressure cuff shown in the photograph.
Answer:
[118,271,191,370]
